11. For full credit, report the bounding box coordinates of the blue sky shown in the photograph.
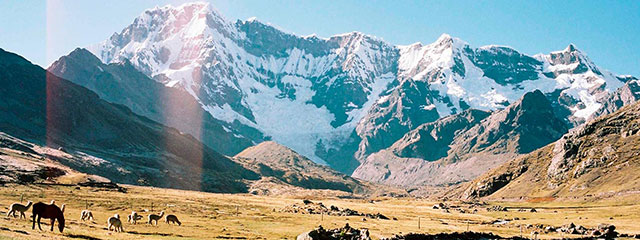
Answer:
[1,0,639,76]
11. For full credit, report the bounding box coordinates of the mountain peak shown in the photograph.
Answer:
[177,1,210,9]
[155,1,213,14]
[550,43,585,56]
[553,43,586,57]
[504,89,555,121]
[237,141,294,157]
[48,47,103,71]
[67,48,102,63]
[546,42,601,75]
[331,31,371,40]
[134,1,224,31]
[245,16,258,22]
[519,89,548,107]
[436,33,453,42]
[432,33,467,49]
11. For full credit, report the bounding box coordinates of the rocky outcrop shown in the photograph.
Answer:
[297,224,370,240]
[463,165,528,199]
[522,222,619,239]
[451,100,640,200]
[0,132,112,187]
[390,109,490,160]
[282,200,390,220]
[592,79,640,119]
[547,103,640,184]
[381,231,512,240]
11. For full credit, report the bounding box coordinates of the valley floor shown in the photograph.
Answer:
[1,184,640,239]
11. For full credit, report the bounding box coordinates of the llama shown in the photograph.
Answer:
[127,211,143,224]
[80,210,94,221]
[165,214,181,226]
[147,211,164,225]
[7,201,33,219]
[107,214,124,232]
[32,202,65,232]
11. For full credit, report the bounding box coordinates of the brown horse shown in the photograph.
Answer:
[32,202,65,232]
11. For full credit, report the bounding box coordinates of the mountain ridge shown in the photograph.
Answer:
[48,47,265,156]
[4,48,387,196]
[351,90,569,187]
[75,2,634,174]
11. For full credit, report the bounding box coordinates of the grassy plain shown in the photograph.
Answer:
[1,184,639,239]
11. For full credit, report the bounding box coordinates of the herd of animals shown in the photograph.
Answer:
[6,200,181,233]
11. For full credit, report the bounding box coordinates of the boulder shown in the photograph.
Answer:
[297,224,371,240]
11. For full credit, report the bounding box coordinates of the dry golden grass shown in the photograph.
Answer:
[1,184,639,239]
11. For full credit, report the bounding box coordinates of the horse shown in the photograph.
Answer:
[32,202,65,232]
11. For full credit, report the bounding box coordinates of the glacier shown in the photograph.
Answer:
[85,2,631,169]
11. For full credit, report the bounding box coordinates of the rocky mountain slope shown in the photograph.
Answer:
[48,48,264,155]
[83,2,634,173]
[0,48,258,192]
[451,101,640,200]
[234,141,371,195]
[592,78,640,118]
[0,131,113,186]
[352,90,568,187]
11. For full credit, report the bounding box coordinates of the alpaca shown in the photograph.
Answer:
[107,214,124,232]
[127,211,143,224]
[165,214,181,226]
[147,211,164,225]
[531,231,540,240]
[32,202,65,232]
[80,210,94,221]
[7,201,33,219]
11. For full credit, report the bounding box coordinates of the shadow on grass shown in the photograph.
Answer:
[0,226,29,235]
[126,230,183,237]
[65,233,102,240]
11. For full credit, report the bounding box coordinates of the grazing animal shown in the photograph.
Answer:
[127,211,143,224]
[531,231,540,240]
[32,202,65,232]
[107,214,123,232]
[165,214,181,226]
[147,211,164,225]
[80,210,94,221]
[7,201,33,219]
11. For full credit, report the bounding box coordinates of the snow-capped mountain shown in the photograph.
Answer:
[88,2,397,166]
[86,2,633,173]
